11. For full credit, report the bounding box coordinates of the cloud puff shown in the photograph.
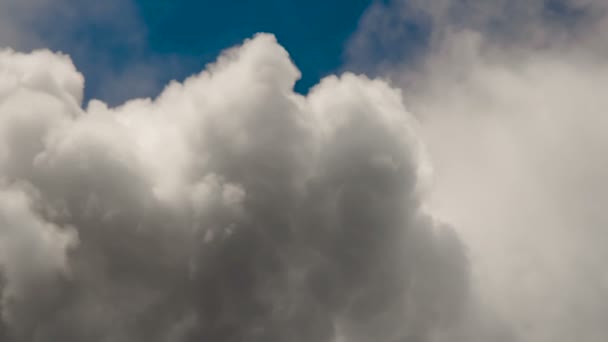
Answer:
[0,34,476,342]
[350,1,608,341]
[0,0,176,107]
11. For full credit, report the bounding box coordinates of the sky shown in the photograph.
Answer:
[1,1,608,342]
[0,0,374,105]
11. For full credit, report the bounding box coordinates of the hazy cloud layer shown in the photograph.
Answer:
[350,1,608,341]
[0,34,485,341]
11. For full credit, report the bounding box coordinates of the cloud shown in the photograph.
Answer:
[0,0,180,106]
[349,1,608,341]
[0,34,479,341]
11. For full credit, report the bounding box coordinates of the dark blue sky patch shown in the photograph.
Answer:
[136,0,372,96]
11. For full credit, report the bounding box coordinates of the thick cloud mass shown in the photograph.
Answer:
[0,34,474,341]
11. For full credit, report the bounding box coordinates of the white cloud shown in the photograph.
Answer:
[0,34,475,342]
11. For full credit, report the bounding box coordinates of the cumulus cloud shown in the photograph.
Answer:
[0,34,479,341]
[349,1,608,341]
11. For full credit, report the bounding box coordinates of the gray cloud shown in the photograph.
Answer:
[0,34,478,341]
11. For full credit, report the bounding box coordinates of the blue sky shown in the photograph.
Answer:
[13,0,376,105]
[139,0,371,90]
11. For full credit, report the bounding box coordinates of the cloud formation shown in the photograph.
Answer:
[350,1,608,341]
[0,34,479,342]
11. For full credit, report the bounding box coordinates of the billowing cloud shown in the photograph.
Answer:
[0,34,480,342]
[350,1,608,341]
